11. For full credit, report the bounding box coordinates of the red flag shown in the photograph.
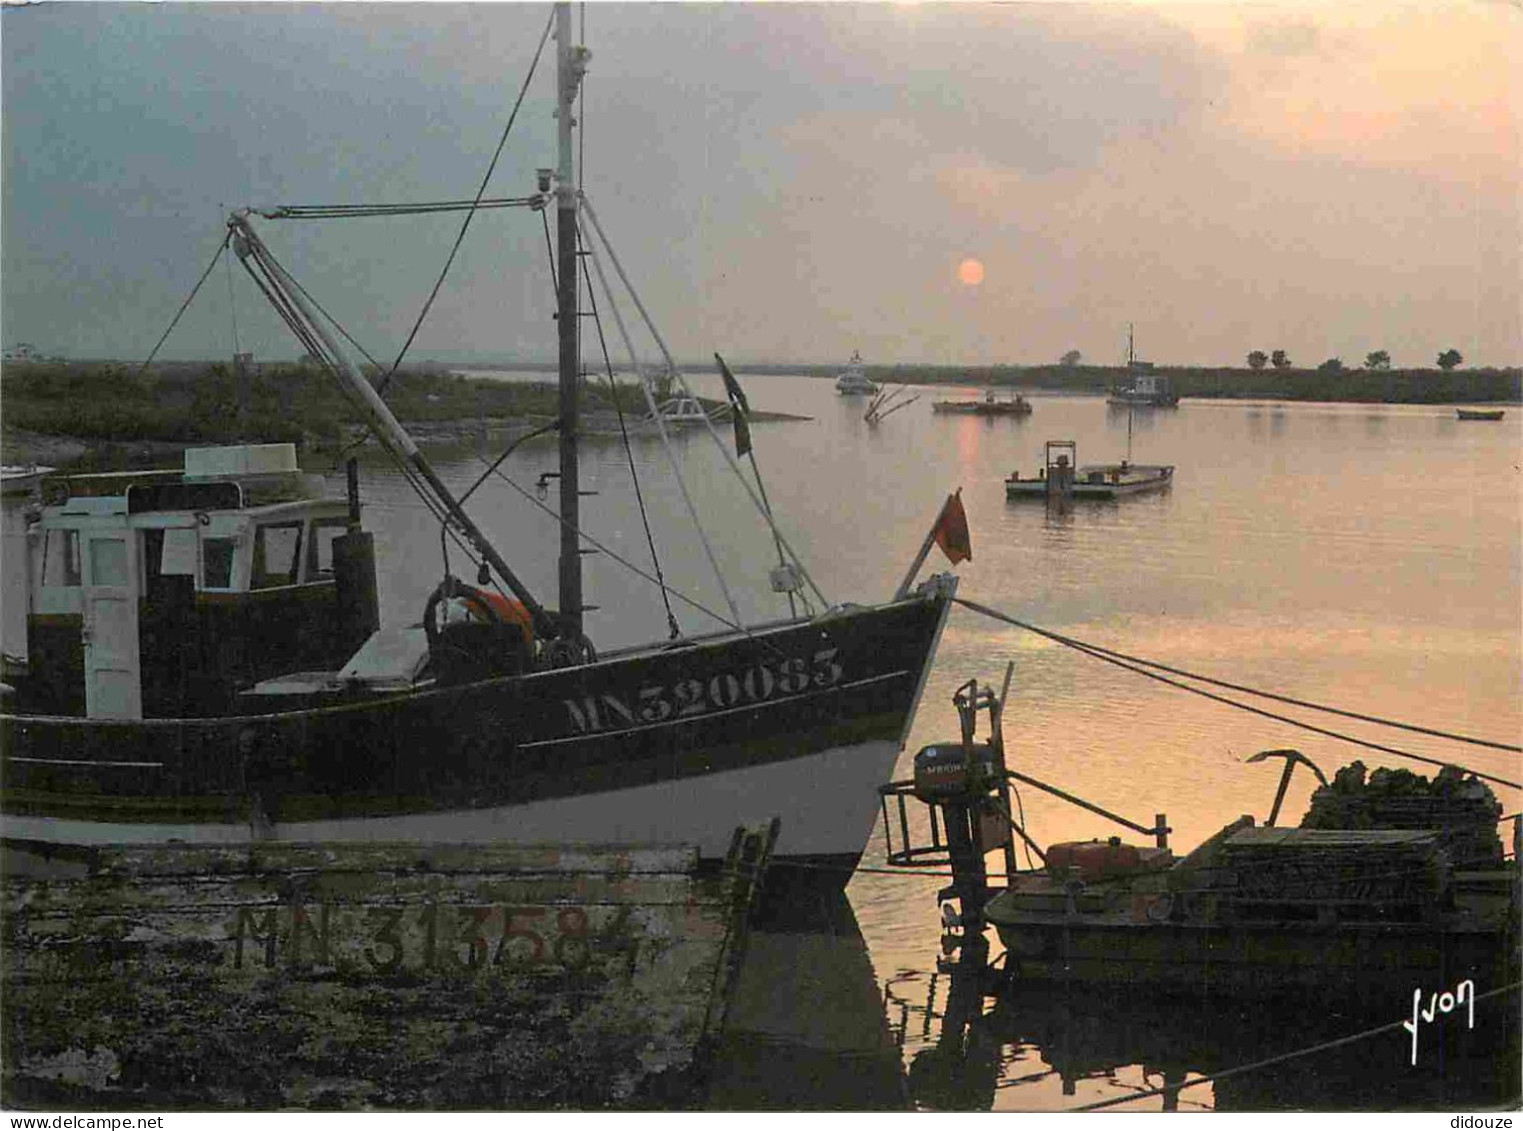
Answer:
[932,490,972,565]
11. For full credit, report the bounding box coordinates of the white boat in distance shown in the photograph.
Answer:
[835,351,880,395]
[647,394,714,425]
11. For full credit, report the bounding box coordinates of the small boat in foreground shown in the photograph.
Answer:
[1456,408,1505,421]
[932,390,1032,417]
[878,678,1518,1004]
[984,763,1517,998]
[1005,440,1173,500]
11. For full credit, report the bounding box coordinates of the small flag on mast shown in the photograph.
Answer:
[714,352,752,457]
[932,489,972,565]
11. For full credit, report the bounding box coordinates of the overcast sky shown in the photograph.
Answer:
[3,1,1518,369]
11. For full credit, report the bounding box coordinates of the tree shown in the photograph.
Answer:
[1247,350,1268,370]
[1364,350,1391,370]
[1060,349,1082,367]
[1436,348,1463,371]
[1318,357,1344,373]
[1271,349,1291,369]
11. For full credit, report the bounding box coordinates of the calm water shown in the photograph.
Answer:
[343,373,1520,1110]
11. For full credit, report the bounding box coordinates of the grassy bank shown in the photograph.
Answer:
[736,361,1521,404]
[0,360,673,468]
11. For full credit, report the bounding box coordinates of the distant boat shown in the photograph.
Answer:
[1106,324,1178,408]
[933,389,1032,417]
[1456,408,1505,421]
[835,352,879,396]
[647,394,714,425]
[1006,439,1173,500]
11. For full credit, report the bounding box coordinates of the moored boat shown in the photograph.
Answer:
[1005,440,1173,500]
[932,390,1032,417]
[1456,408,1505,421]
[985,791,1518,998]
[835,352,879,396]
[0,8,961,894]
[1105,326,1178,408]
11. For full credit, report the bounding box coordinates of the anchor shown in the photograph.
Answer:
[1246,748,1329,827]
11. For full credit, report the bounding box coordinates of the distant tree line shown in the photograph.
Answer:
[0,360,653,458]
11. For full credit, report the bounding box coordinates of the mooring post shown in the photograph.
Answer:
[1156,814,1169,850]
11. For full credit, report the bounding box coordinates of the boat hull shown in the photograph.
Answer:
[2,584,955,887]
[932,402,1031,417]
[1005,466,1173,500]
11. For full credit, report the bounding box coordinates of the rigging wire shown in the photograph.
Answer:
[1067,980,1522,1111]
[474,455,748,635]
[135,230,232,375]
[1053,619,1516,753]
[576,203,745,629]
[373,4,556,396]
[956,597,1522,792]
[579,193,831,611]
[575,218,682,639]
[232,222,481,570]
[222,239,241,362]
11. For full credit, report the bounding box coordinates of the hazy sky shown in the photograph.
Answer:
[3,1,1519,369]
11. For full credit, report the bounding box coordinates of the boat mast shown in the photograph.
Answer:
[555,3,586,638]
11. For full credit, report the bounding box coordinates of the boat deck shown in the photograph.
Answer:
[1005,462,1173,500]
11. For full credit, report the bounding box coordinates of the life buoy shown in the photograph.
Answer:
[457,587,534,648]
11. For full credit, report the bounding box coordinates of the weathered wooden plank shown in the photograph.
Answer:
[2,837,764,1109]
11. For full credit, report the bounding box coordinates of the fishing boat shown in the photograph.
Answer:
[1106,325,1178,408]
[1456,408,1505,421]
[835,352,880,396]
[0,8,960,894]
[1005,440,1173,501]
[932,390,1033,417]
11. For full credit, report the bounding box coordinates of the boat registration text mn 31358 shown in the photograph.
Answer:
[562,647,845,734]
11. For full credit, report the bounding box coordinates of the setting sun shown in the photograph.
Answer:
[957,257,985,286]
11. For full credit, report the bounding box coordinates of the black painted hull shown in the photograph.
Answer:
[2,585,954,881]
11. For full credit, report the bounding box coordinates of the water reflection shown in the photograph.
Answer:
[887,943,1521,1112]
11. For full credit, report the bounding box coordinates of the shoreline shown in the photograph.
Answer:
[1,407,814,471]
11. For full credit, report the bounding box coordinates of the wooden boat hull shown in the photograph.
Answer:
[1,838,765,1108]
[1456,409,1505,421]
[2,583,955,888]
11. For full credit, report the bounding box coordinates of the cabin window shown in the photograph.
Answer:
[306,518,349,580]
[251,522,303,589]
[89,538,129,587]
[41,529,82,588]
[203,537,236,590]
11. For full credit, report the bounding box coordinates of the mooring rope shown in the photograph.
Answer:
[1067,979,1522,1111]
[956,598,1522,792]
